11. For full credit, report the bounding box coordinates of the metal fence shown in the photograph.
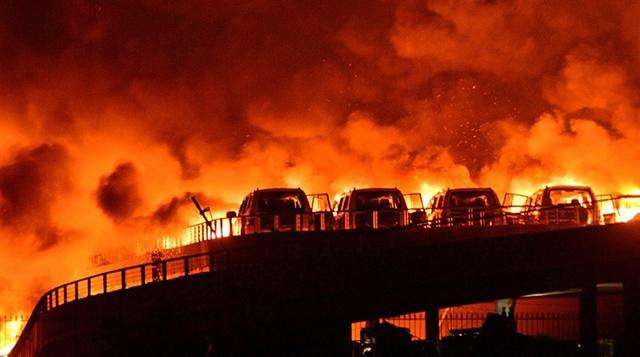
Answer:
[183,195,640,243]
[351,312,623,342]
[11,252,222,357]
[44,253,215,311]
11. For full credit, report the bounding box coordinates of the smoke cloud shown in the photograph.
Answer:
[0,144,70,250]
[1,0,640,319]
[97,162,142,221]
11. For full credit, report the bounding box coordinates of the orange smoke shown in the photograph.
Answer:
[2,2,640,352]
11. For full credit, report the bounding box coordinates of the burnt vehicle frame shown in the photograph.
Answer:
[427,187,505,227]
[333,188,426,230]
[505,185,602,225]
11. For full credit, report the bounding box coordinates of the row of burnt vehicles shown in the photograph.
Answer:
[209,184,637,236]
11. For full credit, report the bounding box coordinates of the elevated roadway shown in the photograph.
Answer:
[11,222,640,356]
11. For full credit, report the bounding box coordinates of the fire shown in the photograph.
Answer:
[3,1,640,340]
[616,196,640,223]
[0,317,26,356]
[420,183,440,208]
[157,236,181,250]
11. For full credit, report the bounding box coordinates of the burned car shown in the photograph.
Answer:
[334,188,425,230]
[427,187,504,227]
[231,188,316,234]
[515,185,602,225]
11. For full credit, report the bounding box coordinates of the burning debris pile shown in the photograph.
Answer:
[1,0,640,348]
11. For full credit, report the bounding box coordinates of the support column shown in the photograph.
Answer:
[580,284,598,357]
[426,308,439,342]
[624,275,640,356]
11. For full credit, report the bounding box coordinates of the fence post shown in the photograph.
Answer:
[88,278,91,296]
[426,308,439,342]
[580,284,597,356]
[103,273,107,293]
[141,265,146,285]
[75,281,79,300]
[162,261,167,281]
[184,256,189,276]
[121,270,126,289]
[63,285,67,304]
[209,253,215,272]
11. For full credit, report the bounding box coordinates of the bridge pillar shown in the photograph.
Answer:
[579,284,598,357]
[426,308,439,342]
[624,275,640,356]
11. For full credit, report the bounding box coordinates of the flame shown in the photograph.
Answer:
[0,317,26,356]
[4,1,640,336]
[617,208,640,223]
[617,196,640,223]
[420,183,441,207]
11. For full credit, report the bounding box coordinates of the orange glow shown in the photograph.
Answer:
[0,317,25,356]
[617,197,640,222]
[3,2,640,348]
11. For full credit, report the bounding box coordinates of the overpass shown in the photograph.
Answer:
[10,222,640,356]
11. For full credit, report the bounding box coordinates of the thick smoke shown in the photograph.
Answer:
[0,144,70,250]
[97,163,142,221]
[1,0,640,318]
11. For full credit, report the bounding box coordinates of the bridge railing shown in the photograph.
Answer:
[186,212,327,243]
[184,196,640,242]
[187,209,430,241]
[333,209,422,230]
[44,253,214,311]
[10,252,220,357]
[428,208,508,228]
[352,311,622,342]
[427,195,640,228]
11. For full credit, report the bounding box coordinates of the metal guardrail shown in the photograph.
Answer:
[186,209,428,240]
[428,195,640,228]
[351,312,623,342]
[185,198,628,241]
[333,209,416,230]
[10,252,221,357]
[43,253,215,311]
[429,206,590,228]
[186,213,322,243]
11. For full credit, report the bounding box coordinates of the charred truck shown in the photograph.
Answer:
[506,185,602,225]
[427,187,505,227]
[230,188,332,234]
[334,188,425,230]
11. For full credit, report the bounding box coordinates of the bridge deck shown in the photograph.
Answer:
[11,222,640,356]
